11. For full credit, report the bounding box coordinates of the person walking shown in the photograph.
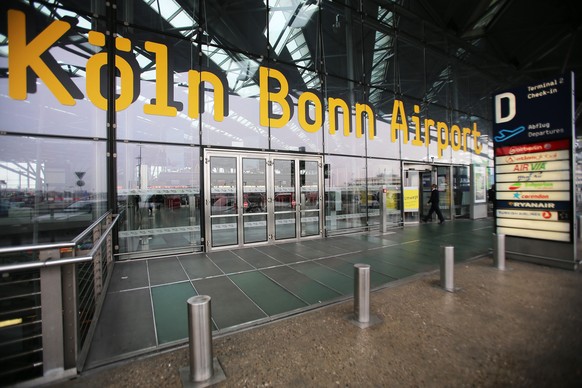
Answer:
[423,184,445,224]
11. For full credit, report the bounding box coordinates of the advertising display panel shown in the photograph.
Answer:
[493,73,575,254]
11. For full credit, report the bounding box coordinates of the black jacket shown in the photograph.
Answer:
[428,188,439,204]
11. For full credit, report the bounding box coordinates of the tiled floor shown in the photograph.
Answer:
[84,219,494,369]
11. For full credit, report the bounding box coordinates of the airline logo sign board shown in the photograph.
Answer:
[493,73,574,242]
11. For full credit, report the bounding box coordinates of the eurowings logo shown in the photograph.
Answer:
[494,126,525,142]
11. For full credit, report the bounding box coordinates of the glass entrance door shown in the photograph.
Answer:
[205,151,322,250]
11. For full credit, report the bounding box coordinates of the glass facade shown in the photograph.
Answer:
[0,0,497,256]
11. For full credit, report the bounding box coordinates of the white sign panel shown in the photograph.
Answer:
[496,227,570,242]
[496,191,570,201]
[495,150,569,165]
[496,181,570,192]
[496,218,569,232]
[496,160,570,174]
[496,209,558,221]
[495,170,570,182]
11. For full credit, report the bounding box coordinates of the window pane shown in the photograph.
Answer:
[0,136,106,246]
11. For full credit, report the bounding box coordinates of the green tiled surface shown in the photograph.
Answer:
[290,261,354,295]
[262,266,342,304]
[233,247,282,269]
[229,271,307,315]
[337,255,418,281]
[179,254,223,279]
[147,257,188,285]
[89,219,494,367]
[86,288,156,368]
[151,282,197,344]
[108,260,149,292]
[193,276,267,329]
[254,245,305,264]
[206,250,254,273]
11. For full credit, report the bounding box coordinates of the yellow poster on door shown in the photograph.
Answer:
[404,187,419,211]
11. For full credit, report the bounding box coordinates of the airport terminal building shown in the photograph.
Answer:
[4,1,582,386]
[0,0,498,257]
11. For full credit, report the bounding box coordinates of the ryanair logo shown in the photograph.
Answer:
[507,201,555,208]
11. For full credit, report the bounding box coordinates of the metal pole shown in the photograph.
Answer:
[354,264,370,323]
[494,233,506,270]
[187,295,213,382]
[379,188,386,233]
[441,246,454,292]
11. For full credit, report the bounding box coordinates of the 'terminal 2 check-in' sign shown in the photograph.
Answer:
[492,73,574,242]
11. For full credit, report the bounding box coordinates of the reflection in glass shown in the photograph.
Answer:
[454,166,470,218]
[275,213,296,240]
[274,159,296,239]
[210,157,237,216]
[212,216,238,247]
[209,156,238,247]
[300,160,320,237]
[324,156,366,232]
[0,137,106,247]
[367,160,401,227]
[117,143,201,254]
[243,158,267,243]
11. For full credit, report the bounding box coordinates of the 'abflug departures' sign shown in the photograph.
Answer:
[493,73,575,242]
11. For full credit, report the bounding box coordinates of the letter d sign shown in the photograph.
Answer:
[494,92,516,123]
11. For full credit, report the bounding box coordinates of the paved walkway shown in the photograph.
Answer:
[59,256,582,387]
[85,219,494,369]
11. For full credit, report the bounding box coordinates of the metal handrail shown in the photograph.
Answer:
[0,241,75,255]
[0,210,120,272]
[72,210,115,244]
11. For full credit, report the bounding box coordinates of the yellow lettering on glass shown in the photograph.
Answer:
[355,103,375,139]
[436,121,449,158]
[259,67,290,128]
[450,124,461,151]
[472,123,482,154]
[390,99,408,143]
[328,97,350,136]
[411,105,423,146]
[424,118,435,147]
[187,70,225,121]
[143,41,177,116]
[8,10,74,105]
[298,92,322,133]
[86,32,134,111]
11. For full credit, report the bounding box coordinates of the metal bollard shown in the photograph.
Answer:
[180,295,226,387]
[440,246,455,292]
[494,233,506,270]
[354,264,370,323]
[187,295,213,382]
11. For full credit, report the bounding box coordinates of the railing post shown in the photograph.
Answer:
[106,213,113,266]
[180,295,226,386]
[494,233,506,270]
[92,224,103,297]
[39,248,65,376]
[441,246,455,292]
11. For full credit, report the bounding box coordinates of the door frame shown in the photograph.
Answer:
[203,149,324,251]
[402,162,455,223]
